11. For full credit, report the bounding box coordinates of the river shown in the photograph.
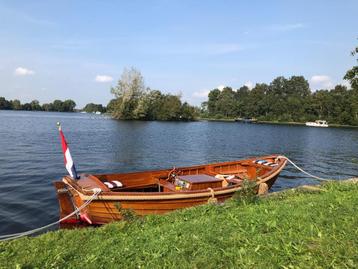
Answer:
[0,110,357,235]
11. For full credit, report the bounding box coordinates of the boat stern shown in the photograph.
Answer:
[53,181,80,225]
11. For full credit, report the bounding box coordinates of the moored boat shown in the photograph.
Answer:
[54,155,287,225]
[305,120,328,127]
[235,117,257,123]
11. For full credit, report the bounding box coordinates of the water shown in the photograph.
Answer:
[0,110,357,235]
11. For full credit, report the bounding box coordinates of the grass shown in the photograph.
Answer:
[1,181,358,268]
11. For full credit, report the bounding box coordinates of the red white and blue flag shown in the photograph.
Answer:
[57,123,79,179]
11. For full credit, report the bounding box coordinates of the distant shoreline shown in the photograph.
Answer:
[1,110,357,128]
[199,117,358,128]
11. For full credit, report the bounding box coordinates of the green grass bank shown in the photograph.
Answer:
[1,180,358,268]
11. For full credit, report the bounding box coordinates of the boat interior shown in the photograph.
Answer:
[68,157,281,194]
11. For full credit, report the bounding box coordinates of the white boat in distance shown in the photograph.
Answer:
[305,120,328,127]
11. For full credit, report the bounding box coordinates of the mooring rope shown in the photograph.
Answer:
[0,188,101,242]
[276,155,331,182]
[0,156,341,242]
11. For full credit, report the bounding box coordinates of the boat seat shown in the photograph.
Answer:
[103,180,123,189]
[253,159,278,167]
[216,174,243,187]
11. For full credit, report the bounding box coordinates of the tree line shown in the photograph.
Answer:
[108,68,197,121]
[0,98,77,112]
[201,77,357,125]
[202,45,358,126]
[2,44,356,125]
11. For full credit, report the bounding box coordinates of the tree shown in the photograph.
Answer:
[11,99,22,110]
[108,68,196,121]
[156,94,182,120]
[111,67,146,119]
[30,100,42,111]
[344,44,358,124]
[42,103,54,111]
[207,89,221,116]
[62,99,76,112]
[235,86,250,117]
[143,90,164,120]
[52,100,64,112]
[106,99,119,113]
[180,102,197,120]
[344,45,358,90]
[133,93,151,120]
[83,103,105,113]
[247,83,269,118]
[215,87,237,118]
[0,97,11,110]
[22,103,32,111]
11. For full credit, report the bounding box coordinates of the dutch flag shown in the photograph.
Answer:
[57,122,80,179]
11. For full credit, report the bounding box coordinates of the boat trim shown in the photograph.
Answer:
[63,159,286,201]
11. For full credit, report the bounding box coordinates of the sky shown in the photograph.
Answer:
[0,0,357,108]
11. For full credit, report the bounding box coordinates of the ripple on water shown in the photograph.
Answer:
[0,110,357,235]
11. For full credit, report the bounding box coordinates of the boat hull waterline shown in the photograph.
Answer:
[54,155,287,225]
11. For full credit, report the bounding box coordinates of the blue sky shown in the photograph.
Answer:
[0,0,357,108]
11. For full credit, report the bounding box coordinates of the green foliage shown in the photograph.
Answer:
[205,75,358,125]
[114,202,139,222]
[109,68,197,121]
[30,100,42,111]
[344,45,358,90]
[0,98,77,112]
[1,181,358,268]
[0,97,11,110]
[10,99,21,110]
[233,180,258,205]
[62,100,77,112]
[83,103,106,113]
[110,67,147,119]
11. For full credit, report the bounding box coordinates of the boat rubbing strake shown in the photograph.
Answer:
[54,155,287,226]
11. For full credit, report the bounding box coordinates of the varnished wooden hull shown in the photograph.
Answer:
[54,155,286,225]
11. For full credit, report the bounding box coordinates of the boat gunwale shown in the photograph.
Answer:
[62,155,287,201]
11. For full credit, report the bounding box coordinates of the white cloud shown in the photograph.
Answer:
[95,75,113,83]
[310,75,333,89]
[192,85,227,99]
[244,81,254,89]
[14,67,35,76]
[192,89,210,98]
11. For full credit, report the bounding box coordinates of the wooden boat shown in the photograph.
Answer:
[54,155,287,225]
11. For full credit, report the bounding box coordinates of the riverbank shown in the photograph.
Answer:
[199,117,358,128]
[1,179,358,268]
